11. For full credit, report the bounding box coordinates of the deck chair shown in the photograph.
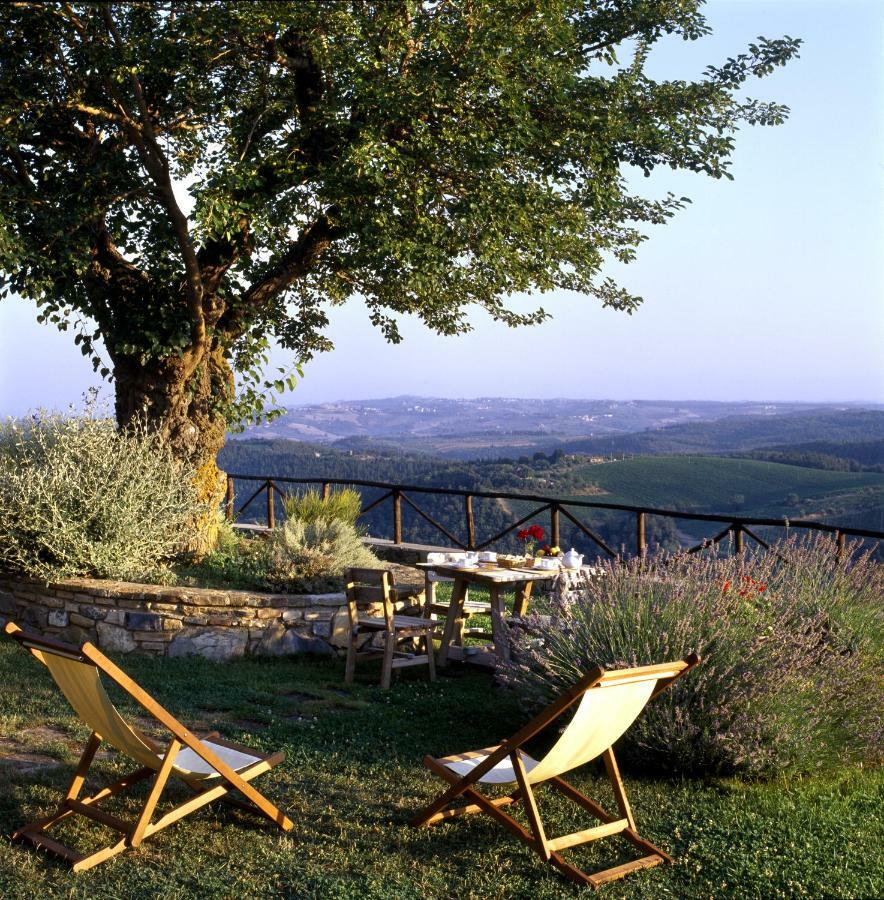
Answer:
[2,621,294,872]
[411,654,700,889]
[344,568,441,690]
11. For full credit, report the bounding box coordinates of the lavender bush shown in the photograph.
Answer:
[500,537,882,777]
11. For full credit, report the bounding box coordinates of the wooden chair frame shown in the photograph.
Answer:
[344,568,440,690]
[2,621,294,872]
[411,654,700,889]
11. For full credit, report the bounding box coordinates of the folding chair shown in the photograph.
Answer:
[2,621,294,872]
[344,568,440,690]
[411,654,700,888]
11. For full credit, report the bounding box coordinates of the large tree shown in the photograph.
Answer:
[0,1,799,478]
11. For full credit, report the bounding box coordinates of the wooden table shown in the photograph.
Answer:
[416,562,560,667]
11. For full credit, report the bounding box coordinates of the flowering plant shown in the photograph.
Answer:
[516,523,546,556]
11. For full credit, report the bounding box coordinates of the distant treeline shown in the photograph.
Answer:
[220,439,680,557]
[732,440,884,473]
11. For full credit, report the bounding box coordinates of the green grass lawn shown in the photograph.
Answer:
[0,640,881,899]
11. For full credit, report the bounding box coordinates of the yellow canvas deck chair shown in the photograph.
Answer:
[411,655,699,889]
[2,621,294,872]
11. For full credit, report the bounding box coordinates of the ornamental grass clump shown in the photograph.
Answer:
[0,411,205,582]
[268,488,377,580]
[500,537,882,777]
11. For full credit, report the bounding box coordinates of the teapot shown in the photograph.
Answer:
[562,548,584,569]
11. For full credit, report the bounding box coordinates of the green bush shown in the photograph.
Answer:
[0,411,205,582]
[500,538,883,777]
[267,516,378,580]
[282,487,363,527]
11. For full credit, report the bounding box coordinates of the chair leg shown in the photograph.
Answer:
[602,746,636,831]
[425,632,436,682]
[344,631,357,683]
[129,738,181,847]
[381,630,395,690]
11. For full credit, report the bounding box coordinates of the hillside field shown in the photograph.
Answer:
[568,455,884,524]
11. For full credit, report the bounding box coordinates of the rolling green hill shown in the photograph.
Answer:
[220,440,884,557]
[570,456,884,518]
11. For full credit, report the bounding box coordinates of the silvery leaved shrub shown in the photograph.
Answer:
[268,510,378,580]
[0,411,206,582]
[500,537,882,777]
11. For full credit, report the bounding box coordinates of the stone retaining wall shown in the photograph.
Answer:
[0,567,424,662]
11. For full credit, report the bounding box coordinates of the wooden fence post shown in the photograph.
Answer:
[550,504,560,550]
[465,495,476,550]
[636,511,646,560]
[733,524,744,555]
[835,530,846,559]
[393,490,402,544]
[267,480,275,530]
[322,482,330,500]
[225,477,234,521]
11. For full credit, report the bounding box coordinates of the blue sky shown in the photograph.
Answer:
[1,0,882,415]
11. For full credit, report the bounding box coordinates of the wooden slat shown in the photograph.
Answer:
[587,854,665,887]
[546,817,628,852]
[17,830,85,865]
[391,655,432,669]
[349,585,391,604]
[65,798,132,835]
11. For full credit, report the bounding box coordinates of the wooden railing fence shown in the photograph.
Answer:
[223,473,883,560]
[225,474,884,559]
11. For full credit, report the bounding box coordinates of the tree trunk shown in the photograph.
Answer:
[113,344,233,556]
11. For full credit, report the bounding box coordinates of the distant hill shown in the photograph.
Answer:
[219,437,884,557]
[235,396,881,457]
[556,410,884,458]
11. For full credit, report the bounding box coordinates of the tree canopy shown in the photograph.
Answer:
[0,1,799,467]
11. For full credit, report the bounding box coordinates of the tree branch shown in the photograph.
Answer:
[222,211,341,338]
[99,3,206,363]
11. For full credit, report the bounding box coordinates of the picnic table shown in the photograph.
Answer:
[416,562,561,667]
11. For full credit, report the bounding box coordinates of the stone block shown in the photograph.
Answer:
[0,591,16,616]
[281,610,302,623]
[47,610,69,628]
[299,593,347,607]
[168,627,248,662]
[329,607,353,649]
[132,630,173,642]
[96,622,136,653]
[311,621,332,638]
[137,642,167,653]
[162,618,183,631]
[68,613,98,630]
[256,623,334,657]
[21,606,48,629]
[79,605,107,621]
[125,611,162,631]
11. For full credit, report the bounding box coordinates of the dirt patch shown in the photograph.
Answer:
[0,750,62,773]
[281,690,324,703]
[229,719,269,733]
[20,725,74,745]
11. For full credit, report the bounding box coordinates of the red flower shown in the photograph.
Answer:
[528,524,545,540]
[517,528,529,540]
[722,580,731,593]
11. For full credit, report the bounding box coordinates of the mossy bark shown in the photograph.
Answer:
[113,345,232,556]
